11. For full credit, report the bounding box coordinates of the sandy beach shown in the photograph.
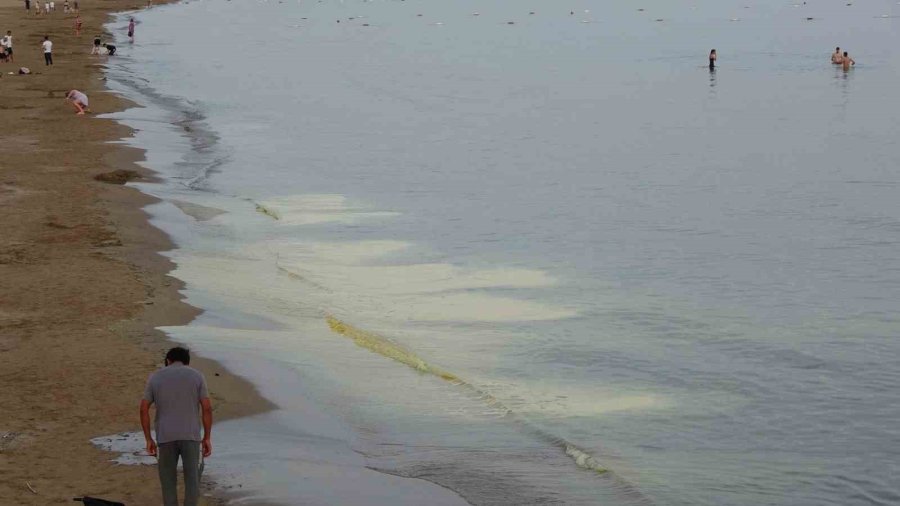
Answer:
[0,0,272,504]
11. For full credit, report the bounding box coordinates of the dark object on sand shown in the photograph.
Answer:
[94,169,141,184]
[73,497,125,506]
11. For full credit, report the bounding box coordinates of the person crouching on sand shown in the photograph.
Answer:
[66,89,90,115]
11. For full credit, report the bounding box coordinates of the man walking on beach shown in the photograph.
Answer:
[140,347,213,506]
[41,35,52,65]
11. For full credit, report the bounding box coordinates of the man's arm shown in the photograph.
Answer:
[140,399,157,456]
[200,397,213,457]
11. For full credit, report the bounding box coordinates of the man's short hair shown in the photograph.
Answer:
[166,346,191,365]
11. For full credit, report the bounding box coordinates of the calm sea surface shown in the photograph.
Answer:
[105,0,900,504]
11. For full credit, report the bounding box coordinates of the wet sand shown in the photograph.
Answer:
[0,0,273,504]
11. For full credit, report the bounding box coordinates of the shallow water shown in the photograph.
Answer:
[105,0,900,504]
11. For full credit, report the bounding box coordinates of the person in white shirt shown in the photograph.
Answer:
[41,35,52,65]
[3,31,13,63]
[66,90,90,115]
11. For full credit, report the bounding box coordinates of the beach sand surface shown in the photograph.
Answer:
[0,0,273,504]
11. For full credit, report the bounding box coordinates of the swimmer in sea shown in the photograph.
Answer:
[842,51,855,71]
[708,49,717,70]
[831,47,842,64]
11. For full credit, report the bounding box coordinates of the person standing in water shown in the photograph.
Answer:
[709,49,717,70]
[831,47,842,64]
[128,17,135,43]
[842,51,855,71]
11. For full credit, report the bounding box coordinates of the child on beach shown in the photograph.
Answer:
[66,89,90,115]
[3,31,13,63]
[74,15,82,36]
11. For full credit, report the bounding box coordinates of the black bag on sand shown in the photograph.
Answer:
[73,497,125,506]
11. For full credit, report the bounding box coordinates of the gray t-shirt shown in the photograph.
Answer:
[143,363,209,444]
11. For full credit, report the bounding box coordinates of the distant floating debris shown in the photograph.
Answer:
[806,16,814,20]
[362,23,370,26]
[472,12,479,16]
[637,8,644,11]
[730,17,740,21]
[507,21,515,24]
[529,11,535,15]
[655,18,664,21]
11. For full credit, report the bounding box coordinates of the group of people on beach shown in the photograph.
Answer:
[708,46,856,71]
[25,0,78,16]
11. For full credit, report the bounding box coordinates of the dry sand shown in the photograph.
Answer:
[0,0,273,504]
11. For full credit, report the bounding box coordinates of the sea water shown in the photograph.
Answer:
[103,0,900,504]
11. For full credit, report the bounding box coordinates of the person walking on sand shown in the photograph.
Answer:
[831,47,842,64]
[842,51,855,71]
[708,49,717,70]
[25,0,31,13]
[63,0,69,13]
[3,31,13,63]
[128,17,135,43]
[66,89,90,115]
[41,35,52,65]
[74,15,82,36]
[140,347,213,506]
[73,0,78,13]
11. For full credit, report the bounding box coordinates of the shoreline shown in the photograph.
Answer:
[0,1,273,504]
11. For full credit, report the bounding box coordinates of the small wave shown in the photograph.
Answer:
[255,201,281,220]
[326,316,656,504]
